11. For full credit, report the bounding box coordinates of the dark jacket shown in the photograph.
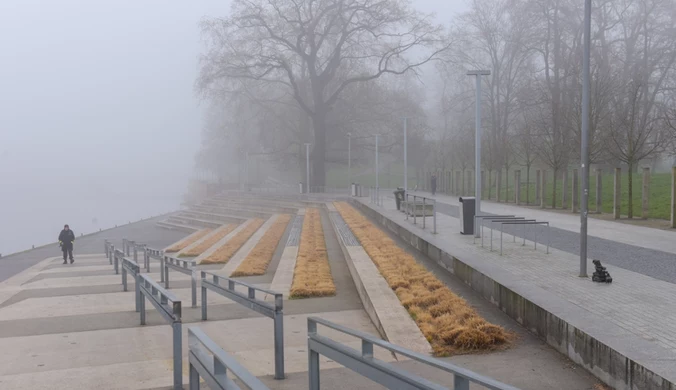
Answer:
[58,229,75,249]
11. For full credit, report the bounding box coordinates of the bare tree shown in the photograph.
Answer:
[197,0,449,187]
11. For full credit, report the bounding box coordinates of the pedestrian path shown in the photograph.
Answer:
[407,190,676,255]
[358,196,676,388]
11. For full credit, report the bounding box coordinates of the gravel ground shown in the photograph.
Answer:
[431,200,676,284]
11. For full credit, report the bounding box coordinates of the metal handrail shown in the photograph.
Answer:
[113,248,124,275]
[201,271,285,380]
[137,274,182,390]
[188,327,271,390]
[162,255,197,308]
[120,256,141,312]
[145,247,164,275]
[308,317,519,390]
[404,194,437,234]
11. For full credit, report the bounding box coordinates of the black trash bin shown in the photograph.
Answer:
[459,197,476,235]
[393,187,405,210]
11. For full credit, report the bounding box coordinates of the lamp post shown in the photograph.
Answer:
[403,117,408,194]
[467,70,490,238]
[347,133,351,193]
[580,0,592,277]
[375,134,379,198]
[305,143,311,194]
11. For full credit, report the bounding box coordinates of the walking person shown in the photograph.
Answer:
[58,224,75,264]
[431,173,437,196]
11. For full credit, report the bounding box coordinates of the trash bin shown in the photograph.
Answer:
[459,197,476,235]
[393,187,405,210]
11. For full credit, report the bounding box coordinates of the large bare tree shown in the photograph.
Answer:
[197,0,448,186]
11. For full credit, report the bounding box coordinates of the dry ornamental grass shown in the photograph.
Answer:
[231,214,292,277]
[178,224,237,257]
[200,219,265,264]
[334,202,511,356]
[165,228,212,253]
[290,208,336,298]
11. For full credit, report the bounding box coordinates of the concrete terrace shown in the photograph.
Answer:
[352,194,676,389]
[0,197,602,389]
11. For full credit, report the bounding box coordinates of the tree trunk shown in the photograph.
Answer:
[551,169,558,209]
[311,112,327,188]
[504,166,510,202]
[488,170,493,199]
[526,165,531,204]
[628,162,633,218]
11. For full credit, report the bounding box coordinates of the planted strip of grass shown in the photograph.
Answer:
[200,219,265,264]
[178,224,238,257]
[290,208,336,298]
[231,214,292,277]
[334,202,511,356]
[165,228,212,253]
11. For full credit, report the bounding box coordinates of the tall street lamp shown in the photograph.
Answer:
[403,117,408,194]
[305,143,311,194]
[347,133,351,193]
[580,0,592,277]
[467,69,490,238]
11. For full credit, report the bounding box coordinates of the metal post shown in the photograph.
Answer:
[413,195,417,224]
[433,200,437,234]
[164,263,169,289]
[190,364,200,390]
[134,273,140,312]
[305,143,311,194]
[191,272,197,308]
[579,0,591,277]
[173,322,183,390]
[274,295,285,380]
[140,289,146,325]
[160,257,165,282]
[122,267,127,292]
[404,117,408,194]
[468,69,490,238]
[347,133,351,193]
[454,375,470,390]
[201,272,208,320]
[375,134,379,199]
[422,197,426,229]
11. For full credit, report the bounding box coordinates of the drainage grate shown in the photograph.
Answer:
[332,213,360,246]
[286,215,303,246]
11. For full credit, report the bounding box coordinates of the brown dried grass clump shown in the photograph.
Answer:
[334,202,512,356]
[165,228,212,253]
[200,219,265,264]
[231,214,292,277]
[290,208,336,298]
[178,224,238,257]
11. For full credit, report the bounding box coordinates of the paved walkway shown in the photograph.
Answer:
[360,196,676,381]
[405,191,676,284]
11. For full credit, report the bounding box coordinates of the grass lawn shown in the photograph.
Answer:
[482,171,672,220]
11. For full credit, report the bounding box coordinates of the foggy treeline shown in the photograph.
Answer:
[193,0,676,217]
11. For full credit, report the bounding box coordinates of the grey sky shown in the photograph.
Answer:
[0,0,466,255]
